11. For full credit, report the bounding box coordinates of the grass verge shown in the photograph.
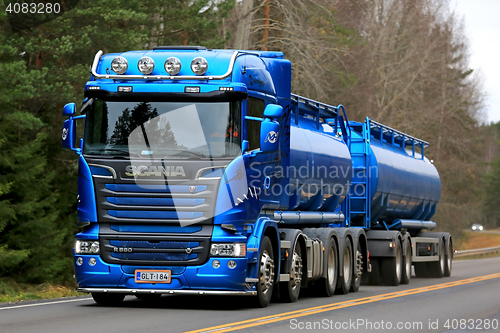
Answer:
[0,278,83,303]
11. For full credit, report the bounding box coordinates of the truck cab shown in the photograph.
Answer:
[63,46,297,307]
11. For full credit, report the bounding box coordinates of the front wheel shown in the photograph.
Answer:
[92,293,125,306]
[253,236,275,308]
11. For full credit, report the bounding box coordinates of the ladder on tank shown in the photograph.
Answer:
[347,118,372,228]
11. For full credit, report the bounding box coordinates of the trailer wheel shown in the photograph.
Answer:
[253,236,275,308]
[428,240,445,278]
[336,238,353,294]
[444,238,453,277]
[401,241,412,285]
[350,242,363,292]
[92,293,125,306]
[381,240,402,286]
[413,262,430,277]
[280,240,303,302]
[367,258,380,285]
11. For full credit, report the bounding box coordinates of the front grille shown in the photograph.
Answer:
[100,224,212,266]
[94,179,217,224]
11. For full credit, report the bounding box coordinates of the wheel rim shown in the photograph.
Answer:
[395,244,402,281]
[343,244,351,283]
[259,250,274,294]
[405,244,411,280]
[290,248,302,290]
[327,246,336,285]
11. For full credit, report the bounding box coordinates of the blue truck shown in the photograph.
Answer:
[62,46,453,307]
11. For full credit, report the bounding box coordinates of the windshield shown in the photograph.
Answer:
[83,99,241,158]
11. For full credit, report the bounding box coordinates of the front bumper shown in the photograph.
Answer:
[77,288,256,296]
[74,254,255,293]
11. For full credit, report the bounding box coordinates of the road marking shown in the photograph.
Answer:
[186,272,500,333]
[0,297,92,310]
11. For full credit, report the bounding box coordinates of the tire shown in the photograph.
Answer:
[313,236,338,297]
[381,240,402,286]
[414,262,430,278]
[350,242,363,292]
[336,238,353,294]
[367,258,380,285]
[280,240,303,302]
[253,236,275,308]
[92,293,125,306]
[444,238,453,277]
[428,240,445,278]
[401,240,412,285]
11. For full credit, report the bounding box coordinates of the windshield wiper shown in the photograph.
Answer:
[160,148,207,158]
[86,148,143,158]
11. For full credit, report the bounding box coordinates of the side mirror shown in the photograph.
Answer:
[260,119,279,153]
[263,104,283,119]
[62,118,76,150]
[63,103,76,116]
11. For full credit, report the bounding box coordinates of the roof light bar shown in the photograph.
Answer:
[90,50,239,80]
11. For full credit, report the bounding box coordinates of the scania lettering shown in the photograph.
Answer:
[63,46,452,307]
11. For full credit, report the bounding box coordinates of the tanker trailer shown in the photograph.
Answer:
[348,119,452,286]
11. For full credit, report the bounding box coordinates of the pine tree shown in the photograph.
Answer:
[0,13,69,281]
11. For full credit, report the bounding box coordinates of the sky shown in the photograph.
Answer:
[453,0,500,123]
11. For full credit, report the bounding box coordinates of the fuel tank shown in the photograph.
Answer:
[286,117,352,211]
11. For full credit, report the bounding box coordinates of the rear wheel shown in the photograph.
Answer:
[401,240,412,284]
[367,258,380,285]
[381,240,402,286]
[350,242,363,292]
[336,239,353,294]
[92,293,125,306]
[414,262,430,277]
[428,240,445,278]
[280,240,303,302]
[253,236,275,308]
[444,238,453,277]
[313,236,338,297]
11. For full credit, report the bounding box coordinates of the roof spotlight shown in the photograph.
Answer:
[164,57,181,76]
[111,56,128,75]
[191,57,208,75]
[138,56,155,75]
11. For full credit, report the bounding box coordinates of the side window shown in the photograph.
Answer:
[247,97,266,151]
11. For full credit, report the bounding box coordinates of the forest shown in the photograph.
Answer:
[0,0,499,286]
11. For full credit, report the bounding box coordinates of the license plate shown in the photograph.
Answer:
[134,270,171,283]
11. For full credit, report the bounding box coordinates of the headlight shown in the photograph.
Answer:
[75,240,100,254]
[164,57,181,75]
[191,57,208,75]
[479,226,483,230]
[138,56,155,74]
[210,243,246,257]
[111,56,128,74]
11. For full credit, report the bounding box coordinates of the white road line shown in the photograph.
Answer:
[0,297,92,310]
